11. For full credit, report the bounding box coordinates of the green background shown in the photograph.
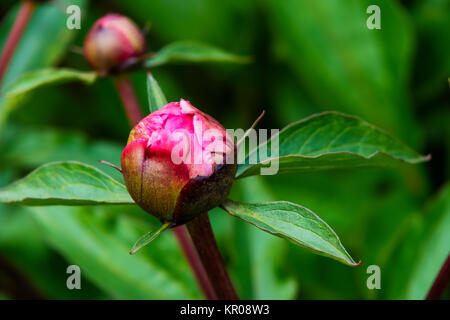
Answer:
[0,0,448,299]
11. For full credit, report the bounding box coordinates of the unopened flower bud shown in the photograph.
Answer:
[121,99,237,225]
[84,14,145,73]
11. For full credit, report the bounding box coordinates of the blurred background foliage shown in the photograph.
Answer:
[0,0,449,299]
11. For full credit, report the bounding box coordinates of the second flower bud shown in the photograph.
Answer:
[84,14,145,73]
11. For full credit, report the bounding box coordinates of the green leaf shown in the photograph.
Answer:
[236,112,429,178]
[0,124,123,181]
[222,199,358,266]
[0,68,97,128]
[229,177,298,299]
[144,41,250,68]
[29,205,201,299]
[130,222,172,255]
[146,72,167,112]
[0,161,133,205]
[2,68,97,97]
[389,183,450,299]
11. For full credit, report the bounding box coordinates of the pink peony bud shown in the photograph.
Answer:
[84,14,145,73]
[121,99,237,224]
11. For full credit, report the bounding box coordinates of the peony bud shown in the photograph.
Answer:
[84,14,145,73]
[121,99,237,225]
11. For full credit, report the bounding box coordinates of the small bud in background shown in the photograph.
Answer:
[84,14,145,73]
[121,100,237,225]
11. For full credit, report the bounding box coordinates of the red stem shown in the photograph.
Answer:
[113,75,144,127]
[172,226,217,299]
[186,213,239,299]
[0,1,36,87]
[113,76,220,299]
[426,254,450,300]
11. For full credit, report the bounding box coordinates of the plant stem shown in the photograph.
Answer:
[114,76,218,299]
[0,0,36,87]
[113,75,144,127]
[426,254,450,300]
[186,213,239,299]
[172,226,217,299]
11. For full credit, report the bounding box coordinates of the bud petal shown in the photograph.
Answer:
[121,100,237,224]
[84,14,145,72]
